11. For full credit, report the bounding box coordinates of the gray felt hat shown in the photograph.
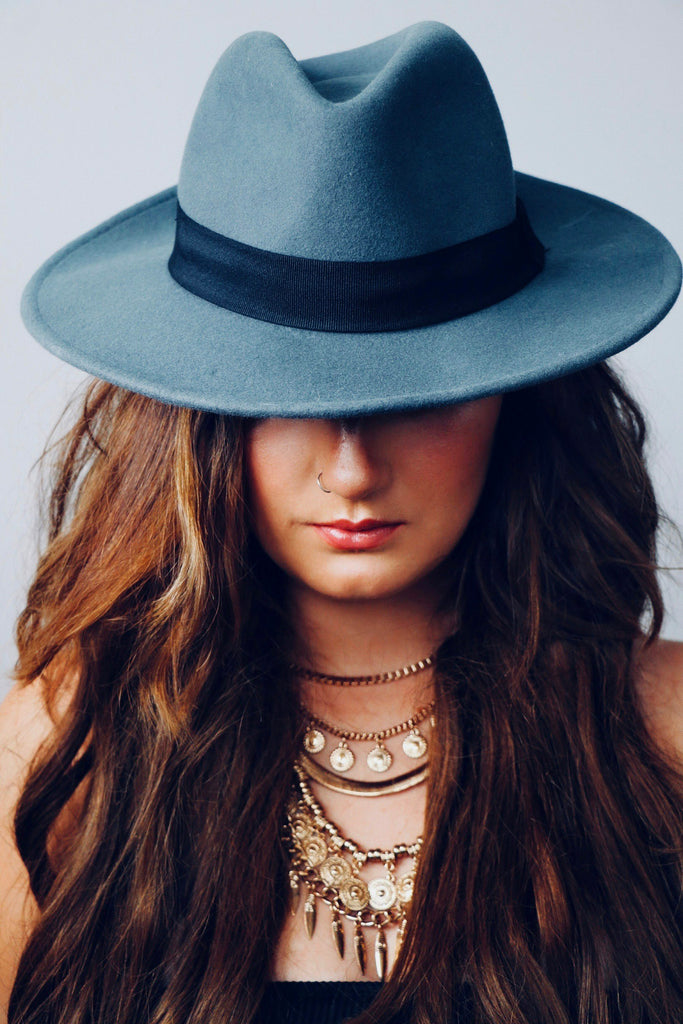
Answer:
[20,21,682,418]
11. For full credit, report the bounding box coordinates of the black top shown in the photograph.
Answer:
[258,983,384,1023]
[258,981,472,1023]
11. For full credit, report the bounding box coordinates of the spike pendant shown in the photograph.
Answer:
[375,927,388,982]
[332,911,345,959]
[354,920,367,974]
[304,891,317,938]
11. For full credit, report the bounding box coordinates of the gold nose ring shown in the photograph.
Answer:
[317,472,332,493]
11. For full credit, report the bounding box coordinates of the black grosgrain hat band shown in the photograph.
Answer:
[168,198,546,332]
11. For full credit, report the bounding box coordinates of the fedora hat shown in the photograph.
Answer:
[20,21,681,417]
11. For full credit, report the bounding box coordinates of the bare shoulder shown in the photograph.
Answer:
[0,679,59,1018]
[633,637,683,765]
[0,677,60,836]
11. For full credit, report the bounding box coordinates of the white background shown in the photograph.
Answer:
[1,0,682,699]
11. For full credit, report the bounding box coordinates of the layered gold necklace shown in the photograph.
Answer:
[284,652,434,981]
[284,762,422,981]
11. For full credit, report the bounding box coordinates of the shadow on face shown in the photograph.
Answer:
[244,396,503,603]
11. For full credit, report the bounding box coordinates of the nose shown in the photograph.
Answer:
[320,418,390,501]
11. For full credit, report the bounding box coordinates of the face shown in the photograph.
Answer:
[245,398,503,603]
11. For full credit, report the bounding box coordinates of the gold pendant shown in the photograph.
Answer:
[304,891,317,939]
[340,877,370,912]
[320,854,353,887]
[396,873,415,904]
[368,876,397,911]
[303,835,328,867]
[402,727,427,759]
[367,742,392,773]
[303,727,325,754]
[374,926,387,981]
[329,740,355,772]
[331,910,345,959]
[354,920,366,975]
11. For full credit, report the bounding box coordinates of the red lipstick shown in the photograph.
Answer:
[311,518,403,551]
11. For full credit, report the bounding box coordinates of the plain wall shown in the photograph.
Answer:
[1,0,682,699]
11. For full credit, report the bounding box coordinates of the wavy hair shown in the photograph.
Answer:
[8,362,683,1024]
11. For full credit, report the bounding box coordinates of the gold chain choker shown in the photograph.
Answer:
[289,653,435,687]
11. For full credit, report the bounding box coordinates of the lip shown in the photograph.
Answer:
[316,519,398,530]
[311,520,403,551]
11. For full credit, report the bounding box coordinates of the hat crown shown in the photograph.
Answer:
[178,21,515,260]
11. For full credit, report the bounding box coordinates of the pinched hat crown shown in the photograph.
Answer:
[169,22,544,334]
[179,22,514,259]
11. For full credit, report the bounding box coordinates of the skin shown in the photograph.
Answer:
[245,398,503,673]
[246,399,503,601]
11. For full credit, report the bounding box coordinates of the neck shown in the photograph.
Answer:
[286,574,454,729]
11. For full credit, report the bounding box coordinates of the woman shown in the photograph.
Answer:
[2,20,683,1024]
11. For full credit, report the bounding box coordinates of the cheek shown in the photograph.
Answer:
[422,450,488,533]
[245,424,315,561]
[247,424,307,482]
[451,431,497,491]
[245,430,292,537]
[410,405,500,533]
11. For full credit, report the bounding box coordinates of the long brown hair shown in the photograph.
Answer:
[9,363,683,1024]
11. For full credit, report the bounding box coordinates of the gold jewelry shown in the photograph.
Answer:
[290,654,435,688]
[302,700,435,774]
[285,762,421,980]
[299,750,428,796]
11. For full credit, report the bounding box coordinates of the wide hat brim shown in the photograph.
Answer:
[21,170,681,417]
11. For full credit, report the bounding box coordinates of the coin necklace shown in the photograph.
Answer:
[302,699,435,774]
[285,760,422,981]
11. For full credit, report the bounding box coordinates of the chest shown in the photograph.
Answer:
[273,782,426,982]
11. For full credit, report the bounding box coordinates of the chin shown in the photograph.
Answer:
[306,566,419,602]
